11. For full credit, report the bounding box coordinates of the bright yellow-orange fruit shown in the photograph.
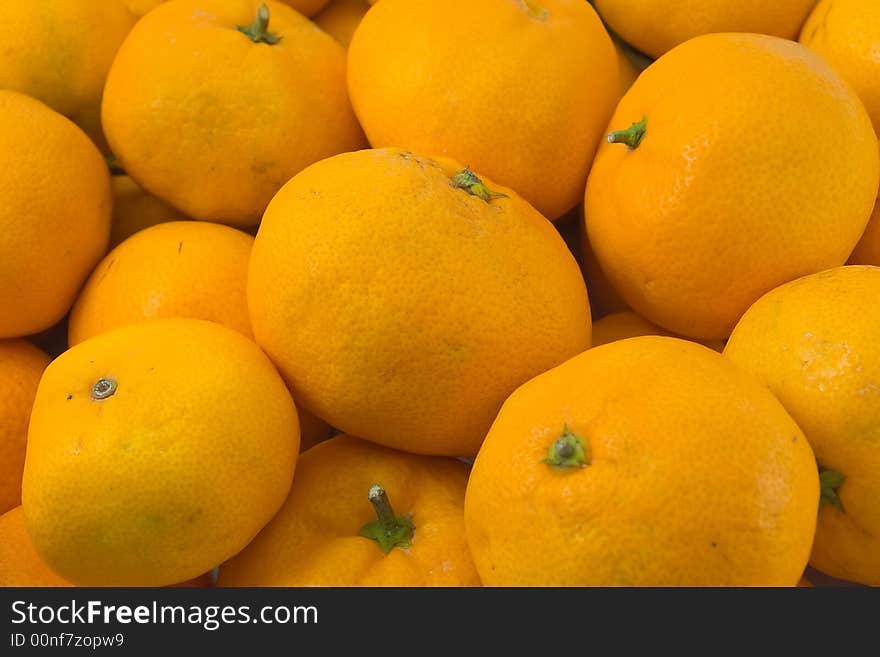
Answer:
[124,0,166,15]
[593,312,725,352]
[22,319,300,586]
[103,0,365,227]
[594,0,816,59]
[347,0,620,220]
[799,0,880,132]
[799,1,880,268]
[0,507,72,587]
[0,0,135,151]
[465,336,819,586]
[109,175,189,248]
[579,210,629,319]
[725,266,880,586]
[849,200,880,266]
[0,341,50,515]
[591,311,673,347]
[69,221,253,345]
[0,506,218,588]
[0,91,112,339]
[585,34,879,340]
[219,435,481,586]
[248,148,591,457]
[314,0,369,46]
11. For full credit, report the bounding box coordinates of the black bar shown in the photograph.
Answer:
[0,587,874,652]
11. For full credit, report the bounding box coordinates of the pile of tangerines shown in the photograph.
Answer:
[1,0,878,588]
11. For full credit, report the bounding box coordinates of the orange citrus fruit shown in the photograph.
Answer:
[314,0,369,46]
[585,33,879,340]
[799,0,880,132]
[109,175,189,248]
[0,0,135,151]
[594,0,816,59]
[124,0,165,15]
[614,39,642,95]
[102,0,365,226]
[799,0,880,268]
[724,266,880,586]
[150,0,334,17]
[347,0,620,220]
[0,507,72,587]
[593,312,725,351]
[69,221,254,345]
[465,336,819,586]
[591,311,673,347]
[0,340,51,515]
[248,148,591,456]
[219,435,480,586]
[0,90,111,339]
[22,318,300,586]
[1,506,218,588]
[579,210,629,319]
[282,0,331,18]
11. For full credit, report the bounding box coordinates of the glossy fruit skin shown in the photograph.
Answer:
[22,318,299,586]
[0,91,112,339]
[0,507,71,587]
[724,266,880,586]
[109,175,190,248]
[314,0,369,46]
[102,0,365,227]
[0,341,51,515]
[218,435,481,586]
[465,336,819,586]
[799,1,880,267]
[594,0,816,59]
[248,148,591,457]
[585,33,879,341]
[69,221,254,345]
[347,0,620,220]
[0,0,135,151]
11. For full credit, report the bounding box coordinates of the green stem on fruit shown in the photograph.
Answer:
[236,3,282,45]
[819,467,845,512]
[607,116,647,150]
[543,426,590,468]
[450,168,508,203]
[359,484,415,554]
